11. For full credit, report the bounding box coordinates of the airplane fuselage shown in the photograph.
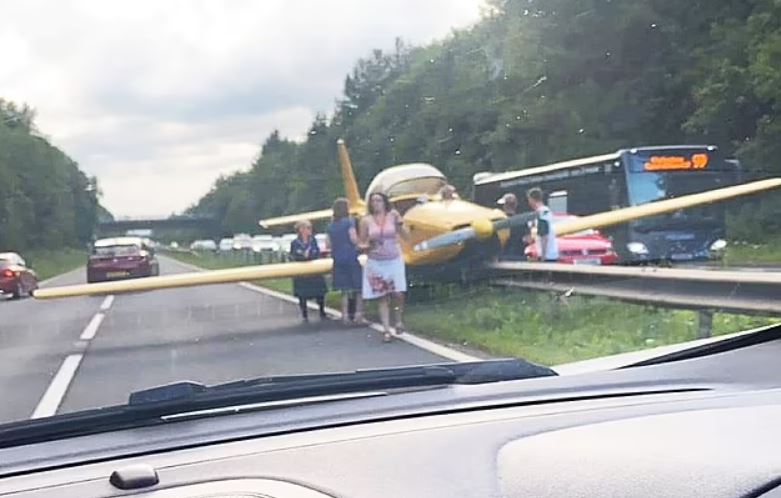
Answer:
[397,198,509,267]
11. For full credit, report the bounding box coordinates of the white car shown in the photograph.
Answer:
[251,235,276,253]
[218,238,234,252]
[232,234,253,251]
[278,234,298,260]
[190,240,217,251]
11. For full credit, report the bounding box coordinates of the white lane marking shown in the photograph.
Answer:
[29,289,113,419]
[79,312,105,341]
[100,294,115,311]
[165,256,481,362]
[30,354,84,419]
[238,282,481,363]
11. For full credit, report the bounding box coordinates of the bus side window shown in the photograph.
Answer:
[548,190,568,214]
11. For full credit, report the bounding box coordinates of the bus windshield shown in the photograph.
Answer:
[626,152,737,207]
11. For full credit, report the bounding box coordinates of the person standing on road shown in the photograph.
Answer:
[290,220,328,323]
[359,192,410,343]
[497,193,529,261]
[327,197,367,326]
[526,187,559,262]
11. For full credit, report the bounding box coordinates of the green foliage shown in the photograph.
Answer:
[0,98,106,251]
[188,0,781,243]
[402,285,778,365]
[724,237,781,265]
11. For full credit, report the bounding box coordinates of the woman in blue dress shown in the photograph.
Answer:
[290,220,328,322]
[326,198,366,325]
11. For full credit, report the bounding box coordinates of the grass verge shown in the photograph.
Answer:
[403,285,778,365]
[164,251,780,365]
[25,248,87,281]
[723,238,781,266]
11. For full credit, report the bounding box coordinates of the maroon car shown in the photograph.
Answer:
[0,252,38,299]
[87,237,160,283]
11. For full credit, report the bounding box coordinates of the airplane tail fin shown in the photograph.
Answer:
[337,139,364,210]
[258,140,366,229]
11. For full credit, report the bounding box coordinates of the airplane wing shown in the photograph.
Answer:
[415,178,781,251]
[554,178,781,237]
[33,259,336,300]
[259,206,367,229]
[259,209,336,229]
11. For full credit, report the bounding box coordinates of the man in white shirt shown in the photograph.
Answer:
[526,187,559,262]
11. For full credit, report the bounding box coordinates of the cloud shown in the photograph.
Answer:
[0,0,483,216]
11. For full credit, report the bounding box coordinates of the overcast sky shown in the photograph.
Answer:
[0,0,483,217]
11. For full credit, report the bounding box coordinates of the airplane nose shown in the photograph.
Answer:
[471,219,495,240]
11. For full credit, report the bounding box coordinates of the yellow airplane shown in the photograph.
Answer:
[33,140,781,299]
[259,140,510,270]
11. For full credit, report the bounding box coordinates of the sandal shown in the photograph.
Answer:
[382,331,393,343]
[353,316,370,326]
[394,322,406,336]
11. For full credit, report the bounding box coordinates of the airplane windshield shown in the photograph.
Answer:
[386,177,448,198]
[0,0,779,438]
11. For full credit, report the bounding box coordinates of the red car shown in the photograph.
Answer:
[525,214,619,265]
[0,252,38,299]
[87,237,160,283]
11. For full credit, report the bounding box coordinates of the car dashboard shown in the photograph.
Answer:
[1,336,781,497]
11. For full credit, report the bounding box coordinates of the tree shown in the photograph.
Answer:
[188,0,781,242]
[0,99,106,250]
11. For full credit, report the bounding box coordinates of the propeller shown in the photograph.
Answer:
[414,212,535,252]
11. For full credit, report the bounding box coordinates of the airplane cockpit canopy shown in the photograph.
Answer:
[365,163,448,204]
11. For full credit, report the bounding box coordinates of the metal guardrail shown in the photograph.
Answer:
[487,261,781,319]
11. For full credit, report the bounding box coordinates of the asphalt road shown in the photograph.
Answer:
[0,256,447,424]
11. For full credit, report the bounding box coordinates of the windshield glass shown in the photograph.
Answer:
[0,0,779,434]
[627,152,737,205]
[0,254,18,264]
[93,245,141,257]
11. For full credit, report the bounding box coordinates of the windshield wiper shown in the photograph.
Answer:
[0,359,555,448]
[128,358,555,405]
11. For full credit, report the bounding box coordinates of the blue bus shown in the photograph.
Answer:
[472,146,741,263]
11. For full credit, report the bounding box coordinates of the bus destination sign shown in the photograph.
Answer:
[644,153,709,172]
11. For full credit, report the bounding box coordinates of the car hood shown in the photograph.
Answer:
[556,235,613,251]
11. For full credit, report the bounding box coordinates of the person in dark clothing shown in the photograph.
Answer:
[326,198,366,325]
[497,193,530,261]
[290,220,328,322]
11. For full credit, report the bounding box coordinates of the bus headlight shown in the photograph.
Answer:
[627,242,649,255]
[710,239,727,251]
